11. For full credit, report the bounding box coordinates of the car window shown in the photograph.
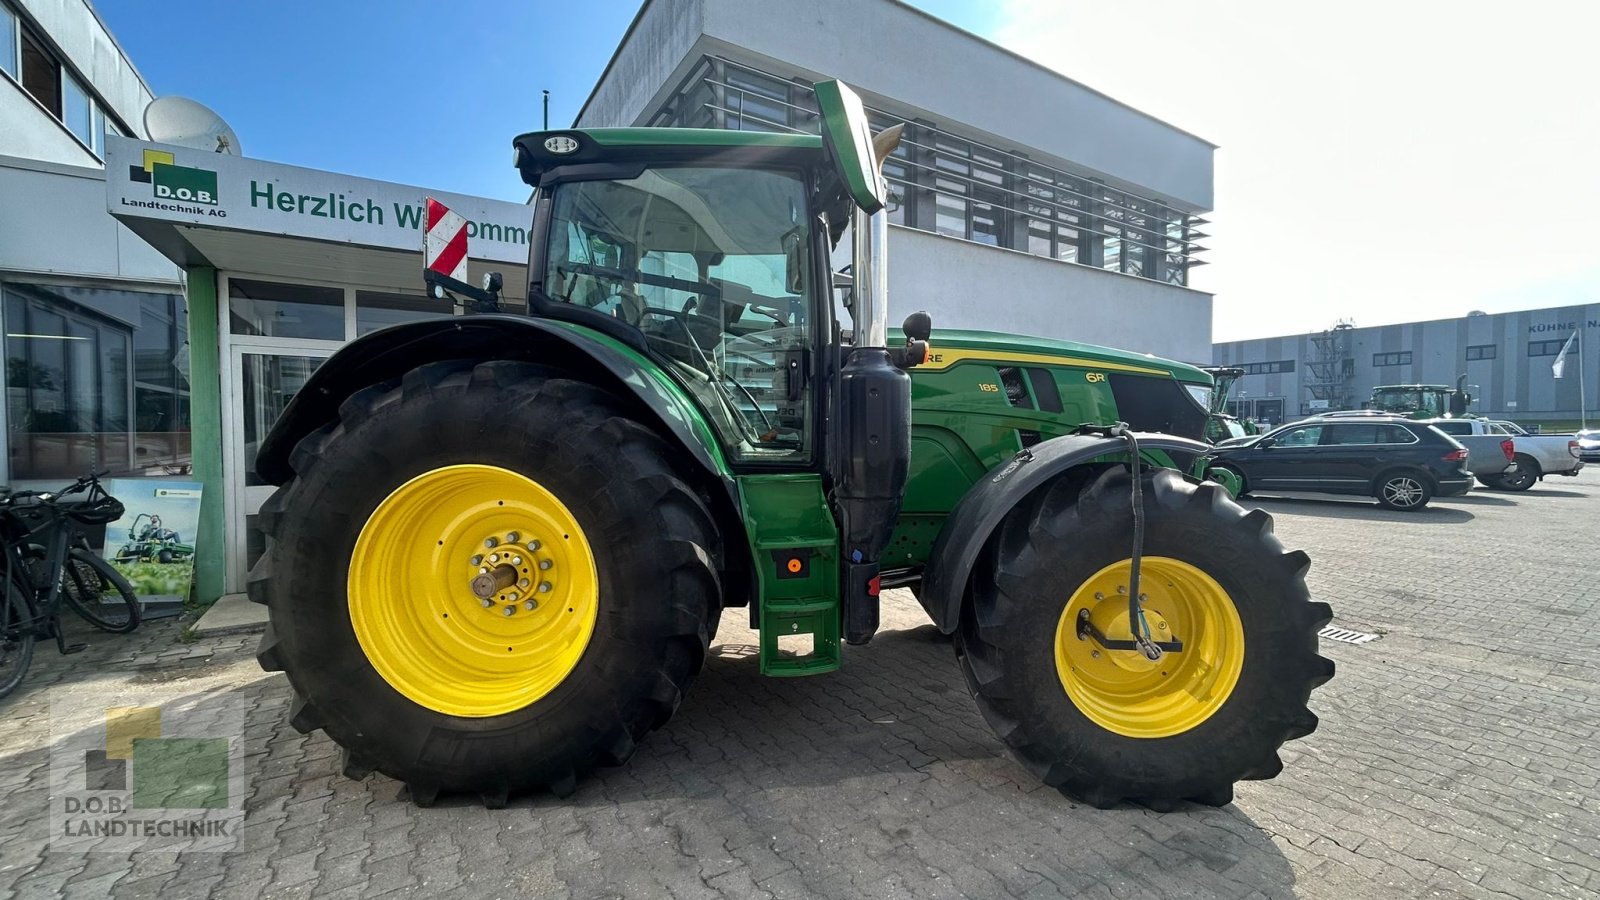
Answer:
[1378,424,1418,443]
[1274,425,1324,447]
[1433,421,1471,436]
[1324,424,1379,444]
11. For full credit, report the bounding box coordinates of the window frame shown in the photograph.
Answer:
[3,6,118,160]
[1240,359,1295,376]
[1528,339,1570,357]
[1465,344,1496,361]
[1372,352,1413,367]
[528,162,834,471]
[0,2,18,81]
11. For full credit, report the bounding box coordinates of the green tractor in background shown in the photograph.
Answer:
[1367,377,1473,419]
[1200,365,1253,443]
[250,81,1332,810]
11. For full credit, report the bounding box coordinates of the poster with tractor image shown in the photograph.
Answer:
[100,480,202,605]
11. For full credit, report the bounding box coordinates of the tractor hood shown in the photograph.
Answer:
[926,329,1212,385]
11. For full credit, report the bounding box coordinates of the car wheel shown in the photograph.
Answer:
[1375,472,1432,511]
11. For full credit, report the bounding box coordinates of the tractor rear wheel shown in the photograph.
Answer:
[251,360,722,806]
[956,466,1332,809]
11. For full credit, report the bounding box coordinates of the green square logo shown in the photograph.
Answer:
[131,737,230,809]
[152,163,218,205]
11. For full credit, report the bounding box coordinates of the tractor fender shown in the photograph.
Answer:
[254,315,732,496]
[917,432,1212,633]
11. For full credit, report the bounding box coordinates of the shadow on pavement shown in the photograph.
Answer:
[1516,487,1587,498]
[1245,494,1474,524]
[1438,492,1517,507]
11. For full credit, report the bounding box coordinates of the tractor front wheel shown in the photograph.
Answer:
[252,361,722,806]
[957,466,1332,809]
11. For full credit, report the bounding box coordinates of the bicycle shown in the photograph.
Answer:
[0,472,141,699]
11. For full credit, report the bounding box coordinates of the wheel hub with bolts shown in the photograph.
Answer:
[468,536,553,615]
[347,464,598,717]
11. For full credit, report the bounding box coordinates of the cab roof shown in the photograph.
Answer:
[513,128,824,186]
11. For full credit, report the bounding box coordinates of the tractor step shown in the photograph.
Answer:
[758,598,840,676]
[738,475,842,677]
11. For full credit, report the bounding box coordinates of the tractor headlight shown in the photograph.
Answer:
[1183,383,1213,413]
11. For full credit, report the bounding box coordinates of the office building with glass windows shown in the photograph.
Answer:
[1212,304,1600,429]
[577,0,1216,362]
[1,3,190,500]
[5,0,1219,605]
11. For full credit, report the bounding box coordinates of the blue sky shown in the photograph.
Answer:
[98,0,999,203]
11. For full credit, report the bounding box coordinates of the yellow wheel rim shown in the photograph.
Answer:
[348,464,599,717]
[1053,557,1244,739]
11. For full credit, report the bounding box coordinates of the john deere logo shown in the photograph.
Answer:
[129,149,218,205]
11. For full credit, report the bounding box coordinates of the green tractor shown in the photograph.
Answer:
[251,81,1331,809]
[113,513,196,565]
[1200,365,1252,443]
[1368,378,1472,419]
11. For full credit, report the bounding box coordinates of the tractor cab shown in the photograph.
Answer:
[1369,380,1472,418]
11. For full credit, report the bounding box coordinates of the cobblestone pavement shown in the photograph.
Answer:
[2,471,1596,899]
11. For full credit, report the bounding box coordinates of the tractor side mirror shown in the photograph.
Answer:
[902,311,932,342]
[782,229,805,295]
[890,310,932,369]
[832,269,854,310]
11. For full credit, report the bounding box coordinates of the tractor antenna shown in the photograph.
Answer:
[543,90,550,130]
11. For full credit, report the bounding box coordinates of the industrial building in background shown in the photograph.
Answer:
[1213,304,1600,430]
[577,0,1217,362]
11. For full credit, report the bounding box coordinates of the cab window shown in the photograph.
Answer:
[543,167,814,463]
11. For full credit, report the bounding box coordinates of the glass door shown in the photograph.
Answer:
[225,347,330,591]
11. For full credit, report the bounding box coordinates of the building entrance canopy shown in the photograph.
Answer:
[104,136,531,289]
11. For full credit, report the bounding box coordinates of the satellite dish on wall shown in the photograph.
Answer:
[143,96,241,155]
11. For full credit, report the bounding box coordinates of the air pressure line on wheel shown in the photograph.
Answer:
[1071,422,1163,662]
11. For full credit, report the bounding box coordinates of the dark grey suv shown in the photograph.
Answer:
[1208,417,1473,511]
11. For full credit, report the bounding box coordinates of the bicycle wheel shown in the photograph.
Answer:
[62,550,141,634]
[0,575,36,699]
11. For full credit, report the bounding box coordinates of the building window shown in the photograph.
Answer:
[0,3,18,80]
[1528,339,1570,357]
[1241,360,1295,375]
[229,279,344,341]
[356,290,447,336]
[1372,352,1412,367]
[8,12,111,157]
[19,27,59,117]
[3,282,190,481]
[1465,344,1496,361]
[62,70,93,148]
[645,55,1207,287]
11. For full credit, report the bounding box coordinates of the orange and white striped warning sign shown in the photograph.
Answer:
[423,198,468,282]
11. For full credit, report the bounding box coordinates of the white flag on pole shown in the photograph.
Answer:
[1552,332,1578,378]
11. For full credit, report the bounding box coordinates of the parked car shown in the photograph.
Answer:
[1414,419,1516,481]
[1576,429,1600,463]
[1428,419,1583,491]
[1208,416,1473,511]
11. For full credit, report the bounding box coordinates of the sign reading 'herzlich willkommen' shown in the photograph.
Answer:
[104,136,532,264]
